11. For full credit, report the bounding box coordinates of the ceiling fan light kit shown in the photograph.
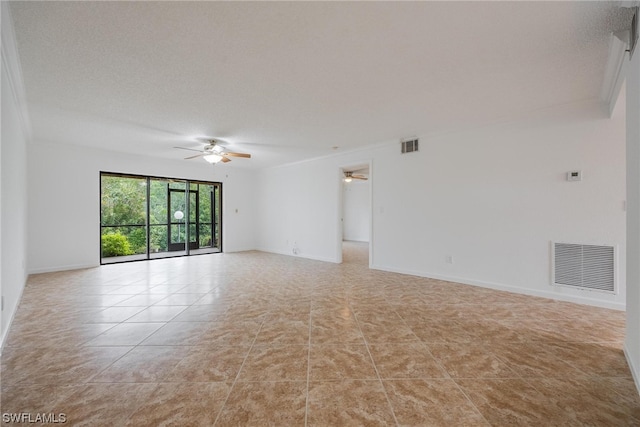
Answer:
[203,153,223,164]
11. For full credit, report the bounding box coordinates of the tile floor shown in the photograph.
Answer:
[1,242,639,426]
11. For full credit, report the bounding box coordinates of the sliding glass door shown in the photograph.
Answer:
[191,182,221,255]
[101,173,222,264]
[100,174,148,262]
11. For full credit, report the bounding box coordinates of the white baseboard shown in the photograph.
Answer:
[371,263,625,311]
[255,247,340,264]
[28,263,98,275]
[624,342,640,396]
[0,274,27,353]
[223,245,258,253]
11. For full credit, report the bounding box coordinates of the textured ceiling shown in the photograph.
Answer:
[8,1,630,168]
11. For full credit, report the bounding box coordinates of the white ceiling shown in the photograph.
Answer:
[8,1,631,169]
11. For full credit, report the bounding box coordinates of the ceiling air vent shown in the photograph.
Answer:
[401,138,419,154]
[552,243,616,293]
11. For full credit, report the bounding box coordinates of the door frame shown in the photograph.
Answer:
[100,172,223,264]
[337,160,373,267]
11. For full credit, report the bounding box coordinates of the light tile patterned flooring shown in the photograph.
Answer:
[2,242,639,426]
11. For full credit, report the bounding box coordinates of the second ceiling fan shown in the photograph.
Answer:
[344,171,368,182]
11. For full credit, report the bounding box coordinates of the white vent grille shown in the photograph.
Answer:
[401,138,419,154]
[552,243,616,293]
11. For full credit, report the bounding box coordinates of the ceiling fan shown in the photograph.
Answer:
[344,171,368,182]
[174,139,251,164]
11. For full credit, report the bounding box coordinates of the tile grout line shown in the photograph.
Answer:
[424,346,498,422]
[393,308,455,381]
[81,296,176,382]
[304,302,312,427]
[211,319,264,426]
[350,304,400,427]
[450,378,493,426]
[407,304,518,427]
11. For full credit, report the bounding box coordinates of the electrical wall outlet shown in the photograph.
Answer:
[567,171,582,182]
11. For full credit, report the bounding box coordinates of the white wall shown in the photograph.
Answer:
[625,40,640,392]
[374,101,626,309]
[343,180,370,242]
[27,142,256,273]
[1,2,30,346]
[257,100,626,309]
[256,159,343,262]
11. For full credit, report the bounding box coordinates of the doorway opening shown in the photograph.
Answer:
[340,164,371,267]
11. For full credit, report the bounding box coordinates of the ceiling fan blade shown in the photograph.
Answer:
[184,153,205,160]
[174,146,203,153]
[353,175,368,180]
[223,152,251,158]
[221,156,232,163]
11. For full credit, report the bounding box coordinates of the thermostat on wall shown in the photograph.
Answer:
[567,170,582,182]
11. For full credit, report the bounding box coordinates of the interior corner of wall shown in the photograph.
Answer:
[624,342,640,396]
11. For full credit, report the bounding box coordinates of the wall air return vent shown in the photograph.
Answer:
[552,242,616,293]
[401,138,419,154]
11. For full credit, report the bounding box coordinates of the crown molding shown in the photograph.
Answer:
[601,32,629,117]
[602,2,640,116]
[1,2,32,142]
